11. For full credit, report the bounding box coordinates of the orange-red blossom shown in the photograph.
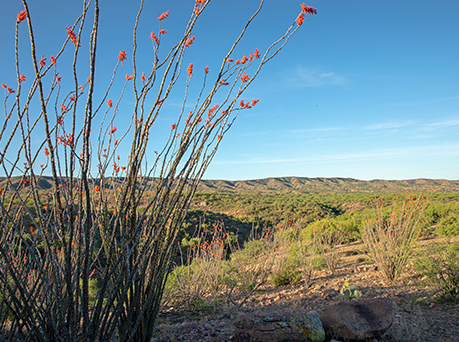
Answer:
[158,10,169,21]
[185,36,195,48]
[187,63,193,77]
[301,3,318,15]
[65,26,80,47]
[150,32,160,44]
[17,10,27,23]
[118,50,127,64]
[297,12,305,26]
[240,73,250,83]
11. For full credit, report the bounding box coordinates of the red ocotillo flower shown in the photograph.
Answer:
[240,73,250,83]
[297,12,305,26]
[118,50,127,64]
[158,11,169,21]
[301,4,317,15]
[65,26,80,47]
[185,36,195,48]
[17,10,27,23]
[150,32,159,44]
[187,63,193,77]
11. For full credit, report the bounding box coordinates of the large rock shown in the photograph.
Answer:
[233,310,325,341]
[319,298,394,341]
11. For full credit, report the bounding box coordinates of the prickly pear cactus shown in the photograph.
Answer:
[339,281,362,300]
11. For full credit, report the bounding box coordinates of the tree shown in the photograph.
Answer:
[0,1,317,340]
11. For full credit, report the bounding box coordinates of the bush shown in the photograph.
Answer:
[270,262,302,287]
[415,241,459,302]
[361,193,427,281]
[436,211,459,236]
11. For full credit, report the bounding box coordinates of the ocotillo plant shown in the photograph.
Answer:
[0,1,317,341]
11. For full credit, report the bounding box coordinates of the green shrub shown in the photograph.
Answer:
[270,262,302,287]
[436,212,459,236]
[415,241,459,302]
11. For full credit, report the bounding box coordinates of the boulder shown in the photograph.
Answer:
[319,298,394,341]
[233,310,325,341]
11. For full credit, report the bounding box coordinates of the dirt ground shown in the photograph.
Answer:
[154,236,459,342]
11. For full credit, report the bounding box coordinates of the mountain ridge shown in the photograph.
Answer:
[1,176,458,193]
[198,176,459,193]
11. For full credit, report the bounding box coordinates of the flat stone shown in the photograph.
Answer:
[233,310,325,341]
[320,298,394,341]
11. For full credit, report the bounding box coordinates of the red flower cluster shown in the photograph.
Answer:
[158,11,169,21]
[118,50,127,64]
[126,74,134,80]
[185,36,195,48]
[150,32,159,44]
[50,56,56,65]
[187,63,193,77]
[195,0,206,14]
[239,99,257,109]
[65,26,80,47]
[204,66,209,74]
[108,99,112,108]
[301,3,317,15]
[297,12,305,26]
[18,74,26,82]
[297,4,317,26]
[219,78,229,86]
[240,73,250,83]
[2,83,15,94]
[40,55,46,67]
[17,10,27,23]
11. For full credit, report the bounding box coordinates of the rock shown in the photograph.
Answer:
[306,310,320,318]
[233,310,325,341]
[320,298,394,341]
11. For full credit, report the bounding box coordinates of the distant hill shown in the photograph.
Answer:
[199,177,459,193]
[2,176,458,193]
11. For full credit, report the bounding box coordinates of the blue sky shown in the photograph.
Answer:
[1,0,458,181]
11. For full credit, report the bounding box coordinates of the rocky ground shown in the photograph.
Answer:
[153,237,459,342]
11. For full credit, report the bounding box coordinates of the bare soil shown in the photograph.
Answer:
[154,236,459,342]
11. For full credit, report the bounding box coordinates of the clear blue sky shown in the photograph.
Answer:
[1,0,458,181]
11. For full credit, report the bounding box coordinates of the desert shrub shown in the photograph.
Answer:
[297,234,319,288]
[415,241,459,302]
[361,193,427,281]
[435,210,459,236]
[270,261,302,286]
